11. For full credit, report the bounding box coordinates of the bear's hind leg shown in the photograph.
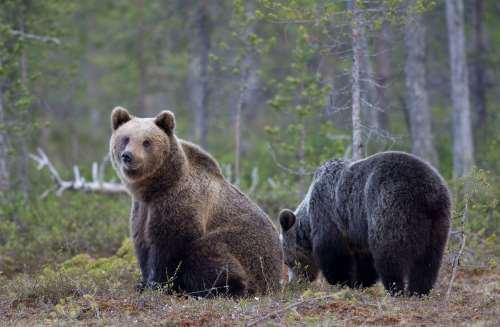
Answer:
[179,243,248,298]
[354,253,378,288]
[407,252,440,296]
[380,273,405,296]
[313,233,354,287]
[407,220,448,296]
[374,255,405,296]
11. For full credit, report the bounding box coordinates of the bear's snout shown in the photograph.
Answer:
[121,151,134,165]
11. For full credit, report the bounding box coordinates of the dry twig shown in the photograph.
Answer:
[30,148,127,197]
[446,199,469,301]
[9,29,61,45]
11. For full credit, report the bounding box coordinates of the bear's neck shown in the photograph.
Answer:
[128,138,189,202]
[295,199,313,254]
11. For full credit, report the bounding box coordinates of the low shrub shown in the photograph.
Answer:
[1,239,139,306]
[0,192,129,275]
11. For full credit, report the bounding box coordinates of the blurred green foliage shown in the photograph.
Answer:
[0,191,129,276]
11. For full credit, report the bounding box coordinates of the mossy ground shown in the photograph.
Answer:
[0,239,498,326]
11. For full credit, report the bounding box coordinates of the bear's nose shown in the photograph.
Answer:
[121,151,133,164]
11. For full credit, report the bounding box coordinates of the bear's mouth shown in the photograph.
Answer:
[123,165,142,177]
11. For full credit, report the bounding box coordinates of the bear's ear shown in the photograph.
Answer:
[154,110,176,135]
[111,106,132,131]
[279,209,296,232]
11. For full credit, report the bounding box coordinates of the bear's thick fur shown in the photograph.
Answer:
[110,107,283,297]
[279,151,451,296]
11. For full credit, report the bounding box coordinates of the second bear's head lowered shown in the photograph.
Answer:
[109,106,183,197]
[279,208,319,283]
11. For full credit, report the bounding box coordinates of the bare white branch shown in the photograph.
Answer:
[9,29,61,45]
[30,148,127,197]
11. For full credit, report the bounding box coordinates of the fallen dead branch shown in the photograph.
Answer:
[446,198,469,301]
[30,148,127,197]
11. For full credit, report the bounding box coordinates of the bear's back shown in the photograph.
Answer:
[180,140,224,179]
[179,139,282,291]
[350,151,450,211]
[308,151,450,249]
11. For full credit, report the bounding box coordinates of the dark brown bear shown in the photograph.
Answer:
[279,151,451,296]
[109,107,283,297]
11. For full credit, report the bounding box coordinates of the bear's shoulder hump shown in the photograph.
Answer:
[180,140,224,178]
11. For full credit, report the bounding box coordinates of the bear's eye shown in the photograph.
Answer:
[123,136,130,145]
[143,139,151,148]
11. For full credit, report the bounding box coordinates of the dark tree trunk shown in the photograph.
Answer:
[0,83,9,192]
[471,0,487,132]
[18,18,30,196]
[234,0,259,185]
[374,22,390,131]
[188,0,211,149]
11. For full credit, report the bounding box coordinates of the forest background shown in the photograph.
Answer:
[0,0,498,325]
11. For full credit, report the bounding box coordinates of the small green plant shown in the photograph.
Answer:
[448,167,499,264]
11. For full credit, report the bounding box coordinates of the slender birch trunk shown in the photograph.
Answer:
[234,0,258,185]
[137,0,147,115]
[0,84,9,192]
[350,0,363,161]
[19,19,30,196]
[359,23,378,131]
[374,22,390,131]
[404,4,438,167]
[472,0,487,131]
[446,0,474,177]
[188,0,211,149]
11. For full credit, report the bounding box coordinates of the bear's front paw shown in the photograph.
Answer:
[143,280,175,294]
[135,280,147,293]
[144,280,163,290]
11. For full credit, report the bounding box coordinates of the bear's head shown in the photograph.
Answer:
[279,209,319,283]
[109,107,178,187]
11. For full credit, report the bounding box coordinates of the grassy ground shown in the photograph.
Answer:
[0,241,498,326]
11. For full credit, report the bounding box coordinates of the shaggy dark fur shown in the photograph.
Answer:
[110,107,283,297]
[279,151,451,296]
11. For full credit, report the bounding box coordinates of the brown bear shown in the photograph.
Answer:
[109,107,283,297]
[279,152,451,296]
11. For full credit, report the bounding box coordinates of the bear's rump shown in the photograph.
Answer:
[364,175,436,261]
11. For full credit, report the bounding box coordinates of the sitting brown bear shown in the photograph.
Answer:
[109,107,283,297]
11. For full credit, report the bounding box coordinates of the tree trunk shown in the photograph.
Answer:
[0,84,9,192]
[359,22,378,131]
[234,0,259,186]
[137,0,147,115]
[298,125,306,198]
[374,22,390,131]
[18,19,30,196]
[446,0,474,177]
[188,0,211,149]
[404,5,438,167]
[350,0,363,161]
[471,0,487,132]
